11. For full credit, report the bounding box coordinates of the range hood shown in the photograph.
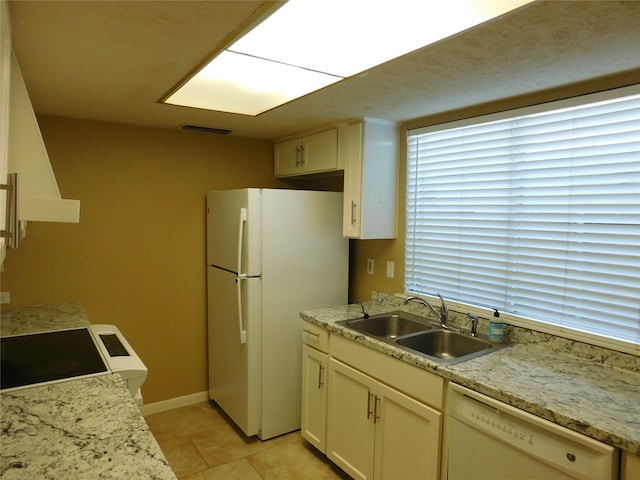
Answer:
[8,52,80,224]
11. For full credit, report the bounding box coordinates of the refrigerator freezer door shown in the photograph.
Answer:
[207,265,261,437]
[207,189,261,276]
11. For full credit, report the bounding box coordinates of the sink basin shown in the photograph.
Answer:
[335,310,507,364]
[395,329,499,364]
[336,311,431,339]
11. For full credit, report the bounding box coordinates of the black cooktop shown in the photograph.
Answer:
[0,328,109,391]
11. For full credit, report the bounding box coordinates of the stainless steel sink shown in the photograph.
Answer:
[395,329,502,364]
[336,311,431,339]
[336,310,508,364]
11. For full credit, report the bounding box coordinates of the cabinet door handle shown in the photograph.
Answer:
[295,146,301,166]
[317,364,324,389]
[351,200,357,225]
[373,396,381,424]
[0,173,19,248]
[367,391,374,419]
[299,145,305,166]
[303,329,320,338]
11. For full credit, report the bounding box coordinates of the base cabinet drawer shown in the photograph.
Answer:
[302,321,329,352]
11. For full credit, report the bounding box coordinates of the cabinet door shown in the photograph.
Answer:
[274,138,302,176]
[327,358,376,480]
[341,119,398,239]
[622,451,640,480]
[374,382,442,480]
[342,122,363,238]
[301,129,338,174]
[301,345,328,452]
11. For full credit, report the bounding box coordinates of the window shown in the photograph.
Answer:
[405,85,640,352]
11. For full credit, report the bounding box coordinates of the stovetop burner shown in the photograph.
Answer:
[1,328,109,390]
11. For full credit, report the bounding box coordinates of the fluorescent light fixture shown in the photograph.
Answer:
[166,0,533,116]
[166,51,341,116]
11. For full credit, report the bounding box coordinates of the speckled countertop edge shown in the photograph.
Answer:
[301,296,640,456]
[1,375,176,479]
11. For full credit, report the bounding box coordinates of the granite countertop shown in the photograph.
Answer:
[0,304,176,479]
[0,303,92,336]
[301,293,640,456]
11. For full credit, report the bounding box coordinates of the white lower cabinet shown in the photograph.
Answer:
[326,357,442,480]
[326,358,376,479]
[301,344,328,452]
[621,451,640,480]
[301,329,444,480]
[373,381,441,480]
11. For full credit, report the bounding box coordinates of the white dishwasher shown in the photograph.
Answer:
[447,383,617,480]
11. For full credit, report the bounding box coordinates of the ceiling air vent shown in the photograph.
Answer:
[180,124,232,135]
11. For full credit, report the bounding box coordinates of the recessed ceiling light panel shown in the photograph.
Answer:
[165,51,341,116]
[164,0,533,116]
[230,0,533,77]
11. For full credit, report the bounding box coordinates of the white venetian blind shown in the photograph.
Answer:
[405,87,640,348]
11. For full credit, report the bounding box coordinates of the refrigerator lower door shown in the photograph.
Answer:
[207,265,261,437]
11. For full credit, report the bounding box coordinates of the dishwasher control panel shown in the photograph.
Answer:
[469,403,535,446]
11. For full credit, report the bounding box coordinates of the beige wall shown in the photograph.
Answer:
[0,116,286,403]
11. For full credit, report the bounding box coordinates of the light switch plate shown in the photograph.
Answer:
[0,292,10,304]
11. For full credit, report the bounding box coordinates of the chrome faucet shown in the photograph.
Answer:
[404,296,440,322]
[437,293,449,326]
[404,294,454,330]
[468,314,479,337]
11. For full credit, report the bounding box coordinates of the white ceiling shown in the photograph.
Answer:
[8,0,640,140]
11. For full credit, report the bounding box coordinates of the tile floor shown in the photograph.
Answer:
[145,401,351,480]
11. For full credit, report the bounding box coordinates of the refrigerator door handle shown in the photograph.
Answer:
[237,207,247,275]
[236,276,248,344]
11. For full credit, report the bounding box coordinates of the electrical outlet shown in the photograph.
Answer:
[386,261,395,279]
[0,292,10,304]
[367,259,374,275]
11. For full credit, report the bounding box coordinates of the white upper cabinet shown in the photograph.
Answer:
[1,0,79,261]
[340,118,398,239]
[9,52,80,225]
[274,128,338,177]
[273,118,399,240]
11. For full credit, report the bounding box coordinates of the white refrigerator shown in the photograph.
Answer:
[206,188,348,440]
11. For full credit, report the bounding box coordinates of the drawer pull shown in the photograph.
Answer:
[303,329,320,338]
[367,391,374,419]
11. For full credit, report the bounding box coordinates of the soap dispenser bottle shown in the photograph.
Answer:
[488,309,504,343]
